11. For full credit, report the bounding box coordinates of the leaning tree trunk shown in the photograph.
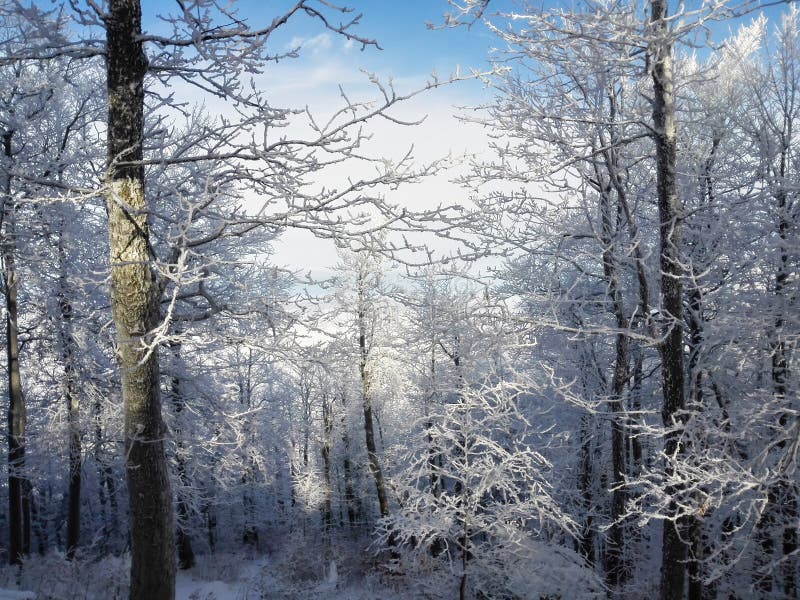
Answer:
[2,129,30,565]
[650,2,689,599]
[105,1,175,598]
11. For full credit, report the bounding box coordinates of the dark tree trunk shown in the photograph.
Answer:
[650,2,689,598]
[239,349,258,547]
[341,418,357,529]
[596,159,630,590]
[577,414,596,566]
[169,340,195,570]
[425,338,446,556]
[320,393,334,532]
[205,504,217,553]
[685,135,721,600]
[357,270,390,520]
[426,340,443,500]
[770,133,797,599]
[2,129,29,566]
[57,222,81,560]
[751,85,797,599]
[104,1,175,597]
[94,394,120,551]
[781,487,798,599]
[629,344,644,470]
[174,466,195,568]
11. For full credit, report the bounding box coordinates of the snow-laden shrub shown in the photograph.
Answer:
[488,539,604,599]
[383,375,603,599]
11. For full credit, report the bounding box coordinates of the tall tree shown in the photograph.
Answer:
[2,122,28,566]
[352,250,391,520]
[648,1,688,597]
[104,1,175,597]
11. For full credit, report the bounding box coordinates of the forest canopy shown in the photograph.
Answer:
[0,1,798,599]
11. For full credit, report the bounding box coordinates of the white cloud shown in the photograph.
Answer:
[159,38,497,275]
[254,69,495,273]
[286,32,333,56]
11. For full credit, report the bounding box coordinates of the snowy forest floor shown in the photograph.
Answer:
[0,543,419,600]
[0,533,616,599]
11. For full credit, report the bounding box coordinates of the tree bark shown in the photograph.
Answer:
[603,219,630,590]
[340,390,358,529]
[94,393,120,551]
[650,2,689,598]
[593,138,631,589]
[767,108,797,599]
[57,221,81,560]
[357,268,390,520]
[685,134,721,600]
[239,348,258,547]
[320,392,334,532]
[577,414,596,566]
[168,339,195,570]
[104,1,175,597]
[2,129,30,566]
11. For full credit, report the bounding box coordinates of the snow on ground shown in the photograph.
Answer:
[0,547,603,599]
[0,591,36,600]
[176,555,411,600]
[0,551,411,600]
[176,575,240,600]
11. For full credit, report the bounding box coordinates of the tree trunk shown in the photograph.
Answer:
[2,129,30,566]
[768,120,797,599]
[320,393,334,532]
[596,158,630,590]
[340,392,358,530]
[629,343,644,470]
[685,135,721,600]
[357,270,390,520]
[205,503,217,553]
[577,414,596,566]
[459,512,469,600]
[174,460,195,568]
[57,221,81,560]
[425,337,444,497]
[239,348,258,547]
[105,1,175,597]
[168,339,195,570]
[94,394,120,552]
[650,2,688,598]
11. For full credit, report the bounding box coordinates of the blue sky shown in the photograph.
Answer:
[132,0,792,273]
[132,1,506,273]
[138,0,503,77]
[135,1,789,88]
